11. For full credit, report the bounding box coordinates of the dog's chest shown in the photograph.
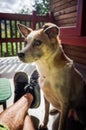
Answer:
[37,61,71,108]
[39,75,65,108]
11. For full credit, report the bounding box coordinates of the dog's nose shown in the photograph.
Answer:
[18,52,25,58]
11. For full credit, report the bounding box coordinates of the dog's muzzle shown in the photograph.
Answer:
[18,52,25,58]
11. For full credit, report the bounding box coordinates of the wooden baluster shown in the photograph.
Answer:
[15,20,17,38]
[1,43,3,57]
[4,20,7,38]
[16,42,18,55]
[6,42,8,56]
[0,20,1,38]
[10,20,12,38]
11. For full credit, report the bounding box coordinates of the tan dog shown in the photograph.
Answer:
[17,23,86,130]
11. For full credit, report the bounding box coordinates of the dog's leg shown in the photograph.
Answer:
[39,96,50,129]
[58,103,69,130]
[43,97,50,127]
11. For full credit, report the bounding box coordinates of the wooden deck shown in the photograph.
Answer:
[0,57,36,78]
[0,57,86,130]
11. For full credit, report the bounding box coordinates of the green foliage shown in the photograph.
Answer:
[18,8,31,14]
[2,42,25,57]
[34,0,50,14]
[2,43,14,56]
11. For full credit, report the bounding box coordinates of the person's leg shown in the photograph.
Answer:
[23,115,34,130]
[0,94,34,130]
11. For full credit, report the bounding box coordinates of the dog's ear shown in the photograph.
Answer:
[43,23,59,38]
[17,24,33,37]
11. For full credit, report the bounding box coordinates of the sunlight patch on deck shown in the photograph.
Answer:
[0,57,36,78]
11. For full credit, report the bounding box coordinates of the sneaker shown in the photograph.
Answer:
[14,71,28,102]
[25,70,40,108]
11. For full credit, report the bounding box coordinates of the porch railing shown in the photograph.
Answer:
[0,11,54,57]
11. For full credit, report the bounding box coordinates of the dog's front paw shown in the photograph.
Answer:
[38,123,48,130]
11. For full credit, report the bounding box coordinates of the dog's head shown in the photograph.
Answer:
[17,23,60,63]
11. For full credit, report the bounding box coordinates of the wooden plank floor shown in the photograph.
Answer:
[0,57,36,78]
[0,57,86,130]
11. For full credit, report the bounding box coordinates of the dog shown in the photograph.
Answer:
[17,23,86,130]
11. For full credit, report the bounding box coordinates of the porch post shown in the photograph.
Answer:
[31,11,36,30]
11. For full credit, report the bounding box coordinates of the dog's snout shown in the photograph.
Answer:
[18,52,25,58]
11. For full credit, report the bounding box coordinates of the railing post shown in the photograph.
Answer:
[31,11,36,30]
[45,13,49,22]
[49,12,56,24]
[45,12,56,24]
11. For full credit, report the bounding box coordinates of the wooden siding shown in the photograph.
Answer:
[63,44,86,65]
[50,0,78,27]
[50,0,86,65]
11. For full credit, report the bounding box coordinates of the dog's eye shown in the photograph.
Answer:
[33,40,42,46]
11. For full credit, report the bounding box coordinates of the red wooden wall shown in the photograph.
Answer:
[51,0,86,65]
